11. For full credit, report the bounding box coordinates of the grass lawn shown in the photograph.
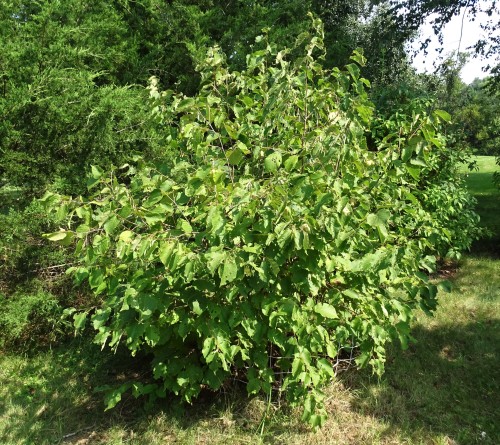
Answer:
[463,156,500,255]
[1,157,498,445]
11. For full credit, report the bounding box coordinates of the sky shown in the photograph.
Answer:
[411,2,500,84]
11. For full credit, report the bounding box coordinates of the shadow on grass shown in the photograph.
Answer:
[2,324,499,444]
[467,170,500,255]
[466,171,497,195]
[470,239,500,258]
[0,338,159,444]
[0,337,263,445]
[349,318,500,445]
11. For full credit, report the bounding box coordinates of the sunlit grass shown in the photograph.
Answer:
[463,156,499,240]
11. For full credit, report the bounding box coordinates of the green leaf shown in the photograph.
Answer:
[159,241,176,266]
[119,230,134,243]
[438,280,453,292]
[220,256,238,286]
[410,157,427,167]
[202,337,216,363]
[144,212,165,225]
[350,249,386,272]
[264,152,282,173]
[355,351,371,368]
[179,219,193,235]
[206,251,225,275]
[433,109,451,122]
[224,122,238,139]
[405,164,420,180]
[314,303,338,319]
[350,48,366,66]
[228,147,244,165]
[91,165,103,179]
[43,230,73,244]
[247,376,261,395]
[367,209,390,226]
[346,63,360,80]
[73,311,88,332]
[76,224,90,234]
[317,358,335,377]
[241,95,254,107]
[401,145,414,162]
[89,268,105,292]
[192,300,203,315]
[103,215,119,235]
[326,343,337,359]
[177,98,195,112]
[206,208,224,234]
[284,155,299,172]
[102,383,132,411]
[367,210,390,241]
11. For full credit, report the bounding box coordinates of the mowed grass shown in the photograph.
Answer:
[463,155,500,252]
[1,157,498,445]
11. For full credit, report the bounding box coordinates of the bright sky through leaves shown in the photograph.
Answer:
[411,1,500,84]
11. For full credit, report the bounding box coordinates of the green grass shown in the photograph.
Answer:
[1,157,499,445]
[462,156,500,253]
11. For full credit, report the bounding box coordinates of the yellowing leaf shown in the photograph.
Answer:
[118,230,134,243]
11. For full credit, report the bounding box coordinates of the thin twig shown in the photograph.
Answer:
[60,424,95,441]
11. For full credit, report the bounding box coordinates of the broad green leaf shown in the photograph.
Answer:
[202,337,215,363]
[438,280,453,292]
[284,155,299,172]
[90,165,103,179]
[410,157,427,167]
[326,343,337,359]
[179,219,193,235]
[314,303,338,319]
[350,48,367,66]
[350,249,386,272]
[366,209,390,240]
[317,358,335,377]
[401,145,414,162]
[227,147,244,165]
[102,383,132,411]
[76,224,90,234]
[345,63,360,80]
[241,95,254,107]
[206,251,225,275]
[73,311,88,331]
[433,109,451,122]
[177,98,195,112]
[119,230,134,243]
[159,241,176,266]
[89,268,105,291]
[224,122,238,139]
[405,164,420,180]
[220,256,238,286]
[264,152,282,173]
[103,215,119,235]
[192,300,203,315]
[143,189,163,208]
[144,212,165,225]
[44,231,72,243]
[247,377,261,395]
